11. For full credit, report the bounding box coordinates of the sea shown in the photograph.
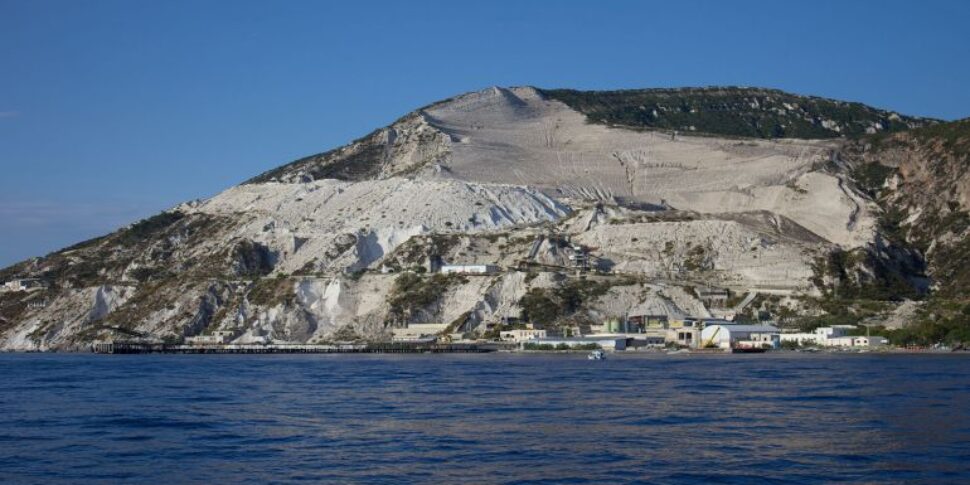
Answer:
[1,353,968,484]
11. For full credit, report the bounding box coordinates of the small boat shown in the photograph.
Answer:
[588,349,606,360]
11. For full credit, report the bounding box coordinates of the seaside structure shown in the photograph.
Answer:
[185,330,237,345]
[701,324,780,350]
[779,326,887,348]
[391,323,450,341]
[530,336,628,351]
[667,326,700,348]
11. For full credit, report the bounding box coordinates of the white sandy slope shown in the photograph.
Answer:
[420,86,875,247]
[183,177,570,274]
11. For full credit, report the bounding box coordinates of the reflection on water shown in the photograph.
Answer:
[1,353,969,483]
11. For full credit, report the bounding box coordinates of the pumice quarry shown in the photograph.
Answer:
[2,85,969,353]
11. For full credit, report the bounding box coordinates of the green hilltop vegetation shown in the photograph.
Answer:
[539,86,937,139]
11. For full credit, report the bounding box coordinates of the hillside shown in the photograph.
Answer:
[0,86,963,350]
[838,119,970,343]
[540,86,937,138]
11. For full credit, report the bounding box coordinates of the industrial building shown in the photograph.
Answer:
[185,330,237,345]
[779,326,886,348]
[391,323,450,341]
[530,336,628,351]
[700,324,780,350]
[667,327,700,348]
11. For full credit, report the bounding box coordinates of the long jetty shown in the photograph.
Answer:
[91,341,496,354]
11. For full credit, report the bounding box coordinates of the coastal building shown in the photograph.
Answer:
[588,329,666,348]
[625,293,686,331]
[779,326,885,348]
[531,336,628,351]
[500,328,547,343]
[391,323,450,341]
[440,264,501,275]
[186,335,225,345]
[666,327,700,348]
[854,336,888,347]
[627,314,669,329]
[701,324,780,350]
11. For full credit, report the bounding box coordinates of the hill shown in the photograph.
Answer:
[0,86,964,350]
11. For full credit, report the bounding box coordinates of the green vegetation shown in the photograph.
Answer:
[885,300,970,346]
[850,162,896,199]
[810,248,922,302]
[247,277,296,307]
[910,117,970,155]
[246,127,389,184]
[116,211,185,247]
[518,278,625,325]
[229,240,276,278]
[540,87,934,139]
[683,245,709,272]
[387,272,467,322]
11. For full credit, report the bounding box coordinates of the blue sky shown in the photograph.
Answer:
[2,0,969,267]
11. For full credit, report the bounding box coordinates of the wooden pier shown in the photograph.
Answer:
[91,341,496,354]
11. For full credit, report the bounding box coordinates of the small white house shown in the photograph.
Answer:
[854,336,888,347]
[440,264,501,275]
[701,324,780,350]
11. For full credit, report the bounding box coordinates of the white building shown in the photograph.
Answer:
[531,336,628,351]
[500,328,547,343]
[826,335,889,348]
[855,336,888,347]
[701,324,780,350]
[587,330,666,348]
[667,327,700,348]
[391,323,450,341]
[2,278,47,292]
[779,326,885,348]
[440,264,501,275]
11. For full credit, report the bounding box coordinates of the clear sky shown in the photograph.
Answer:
[1,0,969,267]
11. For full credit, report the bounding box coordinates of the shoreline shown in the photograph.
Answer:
[2,346,967,356]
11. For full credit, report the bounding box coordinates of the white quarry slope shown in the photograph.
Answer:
[574,220,816,291]
[184,177,569,273]
[419,86,874,247]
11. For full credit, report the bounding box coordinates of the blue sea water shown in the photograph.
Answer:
[1,353,969,484]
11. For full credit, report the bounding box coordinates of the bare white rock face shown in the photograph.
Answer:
[184,177,570,274]
[419,86,874,248]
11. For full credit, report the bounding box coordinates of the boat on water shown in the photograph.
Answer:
[588,349,606,360]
